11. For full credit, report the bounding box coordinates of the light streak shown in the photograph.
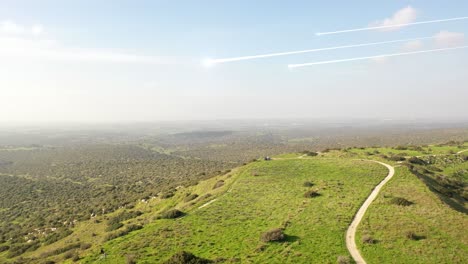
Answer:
[288,46,468,68]
[316,16,468,36]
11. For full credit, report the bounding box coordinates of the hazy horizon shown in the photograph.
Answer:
[1,1,467,123]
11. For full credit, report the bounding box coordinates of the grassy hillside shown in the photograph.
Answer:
[1,141,466,263]
[349,143,468,264]
[356,166,467,263]
[82,158,388,263]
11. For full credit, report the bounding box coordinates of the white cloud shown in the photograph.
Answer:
[31,24,44,36]
[0,21,181,65]
[402,40,423,51]
[434,31,465,47]
[0,20,25,34]
[370,6,418,31]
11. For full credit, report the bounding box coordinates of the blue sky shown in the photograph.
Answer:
[0,1,467,122]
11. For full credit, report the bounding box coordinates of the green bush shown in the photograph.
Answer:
[304,190,320,198]
[80,243,92,250]
[213,180,225,189]
[126,254,137,264]
[408,157,426,165]
[184,194,199,202]
[388,155,406,161]
[390,197,413,206]
[337,256,351,264]
[260,228,285,242]
[163,251,212,264]
[106,222,124,232]
[43,229,73,245]
[63,250,75,259]
[160,192,175,199]
[0,245,9,252]
[362,235,376,244]
[159,209,184,219]
[394,146,408,150]
[302,151,318,156]
[405,231,425,240]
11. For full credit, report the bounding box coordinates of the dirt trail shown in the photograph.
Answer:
[345,160,395,264]
[198,199,217,209]
[456,149,468,154]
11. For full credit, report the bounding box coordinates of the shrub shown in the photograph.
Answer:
[362,235,375,244]
[160,209,184,219]
[80,243,92,250]
[43,229,73,245]
[63,250,75,259]
[406,231,417,240]
[160,192,175,199]
[304,190,320,198]
[337,256,351,264]
[40,243,81,258]
[184,194,199,202]
[7,242,39,258]
[163,251,212,264]
[408,157,426,165]
[104,224,143,242]
[304,151,318,156]
[126,224,143,232]
[213,180,225,189]
[126,254,137,264]
[106,222,124,232]
[0,245,9,252]
[388,155,406,161]
[72,254,80,262]
[108,211,143,227]
[260,228,285,242]
[390,197,413,206]
[405,231,424,240]
[303,181,314,187]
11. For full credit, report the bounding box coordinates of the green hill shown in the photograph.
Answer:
[1,143,467,264]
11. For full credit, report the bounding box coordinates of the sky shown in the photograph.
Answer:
[0,0,467,123]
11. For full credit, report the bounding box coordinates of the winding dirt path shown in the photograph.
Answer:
[346,160,395,264]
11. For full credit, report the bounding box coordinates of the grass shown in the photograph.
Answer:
[272,153,303,159]
[81,158,387,263]
[10,166,240,264]
[356,166,467,263]
[339,143,468,160]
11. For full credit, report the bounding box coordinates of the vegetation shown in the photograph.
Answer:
[355,142,468,263]
[260,228,285,242]
[159,209,184,219]
[79,157,386,263]
[389,197,413,206]
[163,251,212,264]
[184,194,199,203]
[303,190,320,198]
[0,126,466,263]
